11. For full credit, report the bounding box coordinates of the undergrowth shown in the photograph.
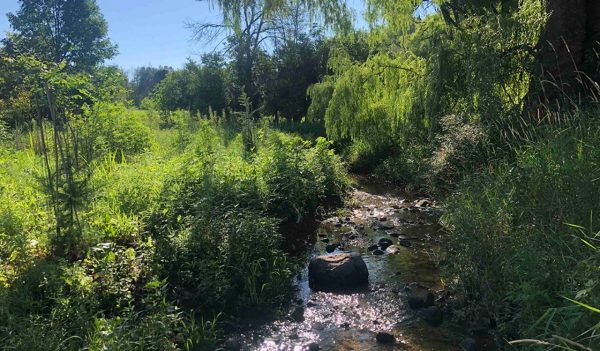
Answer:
[0,107,349,350]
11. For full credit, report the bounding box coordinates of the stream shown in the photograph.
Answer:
[229,175,463,350]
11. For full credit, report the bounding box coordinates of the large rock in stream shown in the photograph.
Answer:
[308,252,369,292]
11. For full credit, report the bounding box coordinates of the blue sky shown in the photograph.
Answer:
[0,0,367,75]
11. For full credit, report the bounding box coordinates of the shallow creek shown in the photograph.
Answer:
[233,175,461,350]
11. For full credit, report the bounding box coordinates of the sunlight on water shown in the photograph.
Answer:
[234,176,460,350]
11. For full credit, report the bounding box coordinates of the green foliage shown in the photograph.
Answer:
[130,66,172,106]
[145,121,348,317]
[261,35,328,122]
[80,103,151,161]
[442,116,600,347]
[152,57,227,116]
[315,1,545,177]
[0,147,52,285]
[0,111,348,349]
[6,0,117,70]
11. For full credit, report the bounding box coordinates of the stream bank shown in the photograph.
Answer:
[226,175,478,350]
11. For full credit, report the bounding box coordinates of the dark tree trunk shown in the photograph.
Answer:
[583,0,600,87]
[531,0,600,108]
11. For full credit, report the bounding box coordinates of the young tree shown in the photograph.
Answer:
[130,66,173,106]
[6,0,117,71]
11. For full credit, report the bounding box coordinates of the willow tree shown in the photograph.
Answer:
[313,0,546,151]
[191,0,351,109]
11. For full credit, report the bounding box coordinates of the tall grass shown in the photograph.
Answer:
[442,106,600,349]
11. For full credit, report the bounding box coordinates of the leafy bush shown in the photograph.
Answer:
[81,102,151,161]
[149,125,348,316]
[0,242,194,351]
[0,111,348,349]
[150,209,294,314]
[427,114,487,191]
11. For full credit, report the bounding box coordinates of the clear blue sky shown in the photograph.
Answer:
[0,0,367,75]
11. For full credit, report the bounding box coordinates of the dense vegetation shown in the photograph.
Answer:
[1,0,599,350]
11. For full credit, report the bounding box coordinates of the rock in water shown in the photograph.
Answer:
[398,239,412,247]
[378,238,393,250]
[308,253,369,292]
[376,332,395,344]
[407,289,435,309]
[385,245,400,255]
[290,306,305,322]
[415,199,431,207]
[368,244,379,251]
[325,244,337,253]
[421,306,443,326]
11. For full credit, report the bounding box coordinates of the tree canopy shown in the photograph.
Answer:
[6,0,117,71]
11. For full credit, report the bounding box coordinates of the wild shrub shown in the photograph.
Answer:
[148,123,347,318]
[0,241,187,351]
[0,115,347,349]
[0,148,52,284]
[373,145,430,190]
[257,132,349,221]
[80,102,151,161]
[150,207,294,315]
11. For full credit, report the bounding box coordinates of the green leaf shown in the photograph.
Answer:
[563,296,600,314]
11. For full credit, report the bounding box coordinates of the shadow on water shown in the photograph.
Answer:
[230,175,464,350]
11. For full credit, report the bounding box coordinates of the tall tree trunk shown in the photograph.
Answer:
[531,0,600,109]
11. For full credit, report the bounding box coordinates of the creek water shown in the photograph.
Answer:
[231,175,462,350]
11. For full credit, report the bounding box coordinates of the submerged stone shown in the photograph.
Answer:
[415,199,431,207]
[376,332,395,344]
[399,239,412,247]
[421,306,443,326]
[378,238,393,249]
[325,243,337,253]
[407,289,435,309]
[290,306,305,322]
[386,245,400,255]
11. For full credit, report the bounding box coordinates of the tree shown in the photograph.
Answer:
[130,66,172,106]
[531,0,600,107]
[190,0,351,110]
[261,34,328,122]
[152,56,227,115]
[6,0,117,71]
